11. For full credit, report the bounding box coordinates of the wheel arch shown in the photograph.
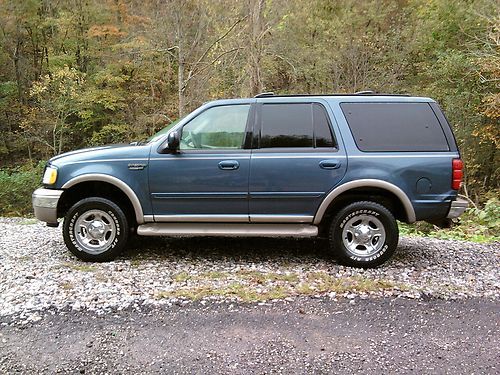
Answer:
[314,179,416,225]
[59,174,144,225]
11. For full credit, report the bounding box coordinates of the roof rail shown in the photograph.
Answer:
[254,92,275,98]
[253,92,410,98]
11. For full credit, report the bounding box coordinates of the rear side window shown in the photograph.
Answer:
[340,102,450,152]
[260,103,335,148]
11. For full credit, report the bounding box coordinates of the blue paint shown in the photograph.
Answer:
[46,95,460,223]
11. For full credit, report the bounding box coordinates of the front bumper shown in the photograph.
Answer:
[447,198,468,219]
[32,188,64,225]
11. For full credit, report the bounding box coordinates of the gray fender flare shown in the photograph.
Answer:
[62,174,145,224]
[313,179,416,224]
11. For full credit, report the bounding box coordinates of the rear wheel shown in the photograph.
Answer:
[329,201,398,268]
[63,197,129,261]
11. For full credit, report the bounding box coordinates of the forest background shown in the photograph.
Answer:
[0,0,498,239]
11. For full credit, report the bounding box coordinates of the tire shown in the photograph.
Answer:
[63,197,129,261]
[329,201,398,268]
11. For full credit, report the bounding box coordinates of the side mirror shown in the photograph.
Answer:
[166,131,180,152]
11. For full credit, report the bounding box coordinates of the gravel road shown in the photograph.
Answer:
[1,218,498,322]
[1,298,498,374]
[0,218,499,373]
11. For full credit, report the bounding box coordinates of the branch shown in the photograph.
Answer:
[266,51,297,74]
[182,47,243,90]
[191,16,248,71]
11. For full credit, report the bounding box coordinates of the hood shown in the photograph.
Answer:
[48,143,150,166]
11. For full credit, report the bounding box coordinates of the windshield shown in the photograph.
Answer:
[147,118,181,143]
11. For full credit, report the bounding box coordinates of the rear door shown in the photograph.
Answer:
[248,100,347,223]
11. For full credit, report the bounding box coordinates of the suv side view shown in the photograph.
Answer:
[32,93,468,268]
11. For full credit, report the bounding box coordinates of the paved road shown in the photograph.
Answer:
[1,297,498,374]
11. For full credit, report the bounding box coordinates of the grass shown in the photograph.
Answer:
[156,271,403,302]
[172,271,194,282]
[62,262,96,272]
[60,281,74,290]
[237,270,299,283]
[19,219,38,225]
[129,259,143,268]
[155,283,289,302]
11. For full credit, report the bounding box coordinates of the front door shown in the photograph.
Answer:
[249,101,347,222]
[148,104,253,222]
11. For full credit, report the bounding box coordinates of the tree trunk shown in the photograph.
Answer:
[175,5,186,118]
[248,0,265,96]
[483,144,496,189]
[13,31,23,102]
[178,47,186,118]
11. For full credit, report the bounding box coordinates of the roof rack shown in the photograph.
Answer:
[254,92,275,98]
[253,91,410,98]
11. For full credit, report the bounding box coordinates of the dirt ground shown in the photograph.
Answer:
[1,297,498,374]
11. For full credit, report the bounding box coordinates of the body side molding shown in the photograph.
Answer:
[313,179,416,224]
[62,174,145,224]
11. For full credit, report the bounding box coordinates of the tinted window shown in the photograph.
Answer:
[260,104,313,148]
[313,104,335,148]
[260,103,336,148]
[180,105,250,150]
[340,102,450,152]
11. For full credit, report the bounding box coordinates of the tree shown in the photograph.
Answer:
[25,66,84,155]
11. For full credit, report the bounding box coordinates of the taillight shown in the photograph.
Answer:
[452,159,463,190]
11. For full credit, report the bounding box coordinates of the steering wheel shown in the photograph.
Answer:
[180,130,201,149]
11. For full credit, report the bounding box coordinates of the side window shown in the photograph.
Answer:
[340,102,450,152]
[260,103,336,149]
[313,103,335,148]
[180,105,250,150]
[260,104,313,148]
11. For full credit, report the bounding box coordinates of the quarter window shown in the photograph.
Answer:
[340,102,450,152]
[180,105,250,150]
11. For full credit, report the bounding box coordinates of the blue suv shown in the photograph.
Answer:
[32,93,468,267]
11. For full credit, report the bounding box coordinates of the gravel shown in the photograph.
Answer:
[0,217,498,324]
[1,298,499,373]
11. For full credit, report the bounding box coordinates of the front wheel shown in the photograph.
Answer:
[329,201,398,268]
[63,197,129,261]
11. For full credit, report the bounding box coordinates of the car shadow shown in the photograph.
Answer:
[122,235,334,263]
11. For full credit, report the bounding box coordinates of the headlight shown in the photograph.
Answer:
[42,166,58,185]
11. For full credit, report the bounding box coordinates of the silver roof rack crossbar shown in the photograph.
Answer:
[254,92,275,98]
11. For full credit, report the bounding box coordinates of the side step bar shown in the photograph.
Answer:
[137,223,318,237]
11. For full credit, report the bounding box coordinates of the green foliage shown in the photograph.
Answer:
[399,198,500,243]
[0,162,44,216]
[90,123,131,145]
[0,0,498,215]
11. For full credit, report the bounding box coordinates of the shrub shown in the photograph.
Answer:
[0,161,45,216]
[399,196,500,242]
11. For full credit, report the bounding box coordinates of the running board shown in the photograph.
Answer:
[137,223,318,237]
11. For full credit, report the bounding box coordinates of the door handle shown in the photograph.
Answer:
[218,160,240,170]
[319,159,341,170]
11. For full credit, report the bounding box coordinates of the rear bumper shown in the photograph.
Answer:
[446,198,468,219]
[32,188,63,225]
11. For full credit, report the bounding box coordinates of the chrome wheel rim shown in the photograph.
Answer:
[342,214,386,258]
[74,209,116,254]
